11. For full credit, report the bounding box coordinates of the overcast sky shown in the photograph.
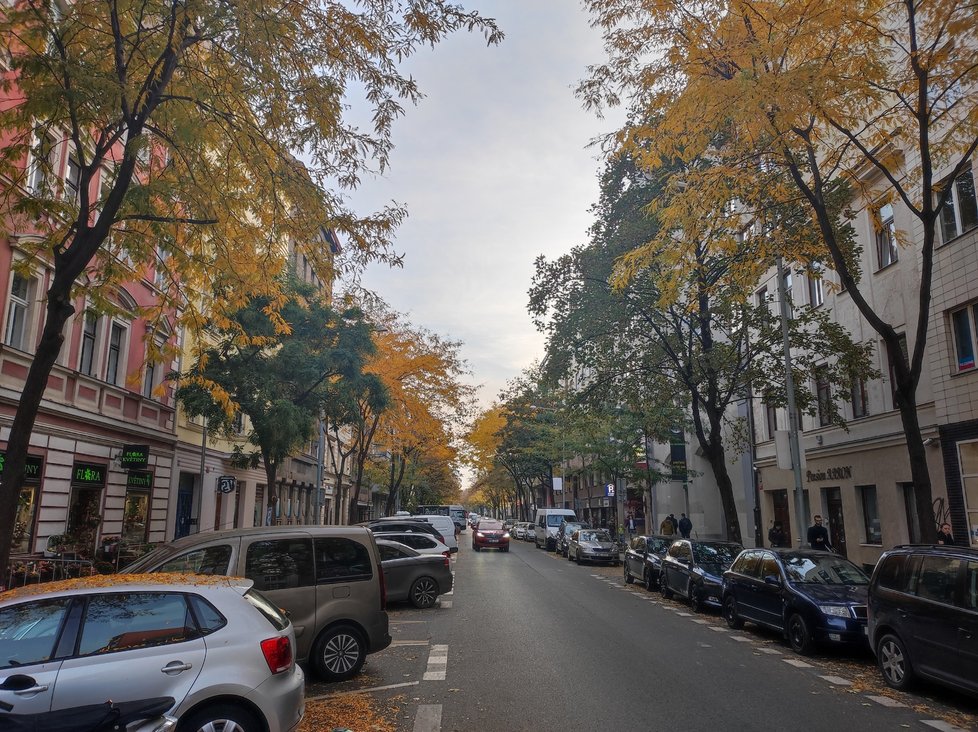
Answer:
[348,1,621,408]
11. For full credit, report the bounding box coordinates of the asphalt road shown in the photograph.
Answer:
[307,536,978,732]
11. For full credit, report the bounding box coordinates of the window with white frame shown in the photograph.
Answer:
[950,303,978,372]
[142,332,167,399]
[887,334,909,408]
[807,265,824,307]
[850,372,869,418]
[27,129,59,196]
[105,321,127,385]
[938,169,978,243]
[957,440,978,547]
[815,365,832,426]
[875,202,898,269]
[4,272,36,351]
[63,153,81,203]
[78,310,98,376]
[763,398,777,440]
[859,485,882,544]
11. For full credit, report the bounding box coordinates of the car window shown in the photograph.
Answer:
[0,598,72,668]
[243,589,289,631]
[649,538,671,554]
[732,550,762,577]
[759,554,780,580]
[548,515,574,527]
[187,594,227,634]
[679,543,692,560]
[314,537,373,583]
[79,593,196,656]
[246,538,315,591]
[630,537,646,552]
[914,556,958,605]
[782,554,870,585]
[479,521,503,530]
[400,535,436,550]
[965,561,978,610]
[153,544,233,575]
[875,553,909,591]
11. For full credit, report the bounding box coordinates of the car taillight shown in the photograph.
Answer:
[379,565,387,610]
[260,636,293,674]
[443,554,451,568]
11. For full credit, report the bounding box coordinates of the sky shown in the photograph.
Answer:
[348,1,622,409]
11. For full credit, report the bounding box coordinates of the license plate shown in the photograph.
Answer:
[488,538,498,543]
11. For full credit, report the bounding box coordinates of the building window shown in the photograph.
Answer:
[756,286,769,311]
[122,487,150,545]
[850,373,869,418]
[142,360,157,398]
[63,153,81,203]
[959,441,978,547]
[807,266,824,308]
[233,411,245,435]
[950,303,978,372]
[887,334,909,409]
[764,399,777,440]
[781,268,793,316]
[27,129,58,195]
[875,202,898,269]
[4,273,35,351]
[859,485,882,545]
[105,321,126,385]
[938,169,978,243]
[78,311,98,376]
[815,365,832,426]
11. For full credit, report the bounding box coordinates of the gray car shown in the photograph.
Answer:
[0,574,305,732]
[556,521,588,557]
[126,525,391,682]
[568,528,620,565]
[376,539,454,608]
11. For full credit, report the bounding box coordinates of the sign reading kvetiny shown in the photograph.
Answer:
[120,444,149,469]
[127,470,153,489]
[0,453,44,483]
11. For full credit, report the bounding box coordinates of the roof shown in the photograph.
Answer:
[0,573,251,603]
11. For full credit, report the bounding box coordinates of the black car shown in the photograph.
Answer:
[868,544,978,696]
[660,539,743,612]
[722,548,870,655]
[624,535,674,590]
[362,519,445,543]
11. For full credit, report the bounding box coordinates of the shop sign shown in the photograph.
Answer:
[605,482,615,498]
[73,462,107,486]
[0,453,44,483]
[126,470,153,489]
[217,475,237,494]
[120,444,149,469]
[806,465,853,482]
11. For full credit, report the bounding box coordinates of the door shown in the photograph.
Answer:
[825,488,847,557]
[174,474,195,539]
[955,559,978,693]
[771,490,791,546]
[626,537,646,580]
[906,555,961,682]
[0,597,73,715]
[755,552,787,628]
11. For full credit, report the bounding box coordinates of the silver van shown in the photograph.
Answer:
[125,525,391,682]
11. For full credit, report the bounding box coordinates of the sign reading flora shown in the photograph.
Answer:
[73,462,106,486]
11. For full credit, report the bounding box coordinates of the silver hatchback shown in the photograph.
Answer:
[0,574,304,732]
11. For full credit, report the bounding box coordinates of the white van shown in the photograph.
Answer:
[413,514,459,553]
[534,508,578,550]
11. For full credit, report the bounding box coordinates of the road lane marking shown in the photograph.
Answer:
[423,644,448,681]
[729,635,752,642]
[413,704,442,732]
[866,696,908,708]
[782,658,814,668]
[306,681,420,700]
[922,722,967,732]
[439,601,453,609]
[691,619,709,625]
[819,675,851,686]
[390,640,431,647]
[755,648,782,655]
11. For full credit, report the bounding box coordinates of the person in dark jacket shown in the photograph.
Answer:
[667,513,679,535]
[936,522,954,545]
[768,521,786,548]
[807,515,831,550]
[678,513,692,538]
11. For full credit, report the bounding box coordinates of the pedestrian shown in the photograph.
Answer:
[936,522,954,545]
[768,521,786,548]
[678,513,692,538]
[667,513,679,535]
[807,515,831,551]
[627,514,636,536]
[659,515,675,536]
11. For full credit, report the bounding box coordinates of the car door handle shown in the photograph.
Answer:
[161,661,193,674]
[13,684,49,696]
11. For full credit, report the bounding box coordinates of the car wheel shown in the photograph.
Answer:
[501,546,509,552]
[689,584,703,613]
[624,564,634,584]
[787,613,814,655]
[409,576,439,609]
[179,703,261,732]
[724,595,744,629]
[568,550,575,562]
[877,633,915,691]
[472,544,480,551]
[576,550,585,565]
[645,569,657,592]
[660,576,673,599]
[313,624,366,681]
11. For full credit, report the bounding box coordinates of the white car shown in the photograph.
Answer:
[0,574,305,732]
[412,514,460,553]
[373,531,452,557]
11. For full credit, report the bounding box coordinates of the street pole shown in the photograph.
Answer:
[776,256,807,548]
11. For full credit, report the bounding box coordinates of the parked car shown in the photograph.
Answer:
[472,519,510,552]
[660,539,744,612]
[364,518,445,543]
[0,574,305,731]
[867,544,978,695]
[375,539,453,609]
[534,508,578,550]
[556,520,590,557]
[722,548,870,655]
[371,531,452,557]
[567,528,620,565]
[624,535,675,590]
[502,518,516,532]
[125,525,391,682]
[412,515,459,553]
[511,522,528,541]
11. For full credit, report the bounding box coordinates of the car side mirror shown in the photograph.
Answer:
[763,575,781,586]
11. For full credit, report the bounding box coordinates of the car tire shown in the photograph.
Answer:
[689,584,703,613]
[568,550,575,562]
[576,550,585,565]
[624,564,634,584]
[473,545,480,552]
[644,569,656,592]
[502,546,509,552]
[313,624,366,682]
[179,703,261,732]
[660,576,673,599]
[724,595,744,629]
[787,613,814,655]
[409,576,439,609]
[877,633,915,691]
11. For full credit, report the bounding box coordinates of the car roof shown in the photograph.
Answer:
[883,544,978,557]
[0,573,252,604]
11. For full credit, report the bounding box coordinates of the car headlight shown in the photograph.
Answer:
[476,531,484,538]
[818,605,851,618]
[503,532,510,538]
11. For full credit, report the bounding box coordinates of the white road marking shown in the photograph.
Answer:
[708,626,728,632]
[439,601,452,609]
[922,721,967,732]
[729,635,752,643]
[306,681,420,700]
[865,695,908,708]
[413,704,443,732]
[423,644,449,681]
[755,648,782,655]
[390,640,431,647]
[691,619,709,625]
[819,675,851,686]
[676,612,693,617]
[783,658,814,668]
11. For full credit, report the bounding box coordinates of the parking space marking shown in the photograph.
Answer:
[922,721,967,732]
[423,645,448,681]
[782,659,814,669]
[708,626,728,632]
[307,681,420,700]
[691,619,709,625]
[413,704,442,732]
[675,611,693,617]
[865,696,908,709]
[390,640,431,647]
[754,647,782,655]
[439,601,452,609]
[819,675,851,686]
[729,635,753,643]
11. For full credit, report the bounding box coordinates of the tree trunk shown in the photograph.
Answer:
[894,385,938,543]
[0,291,74,579]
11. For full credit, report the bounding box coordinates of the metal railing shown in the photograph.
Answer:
[5,557,97,589]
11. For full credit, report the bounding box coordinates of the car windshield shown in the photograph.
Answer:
[548,515,575,527]
[782,555,870,585]
[692,543,741,574]
[649,538,670,553]
[479,521,503,530]
[563,523,582,535]
[582,531,611,543]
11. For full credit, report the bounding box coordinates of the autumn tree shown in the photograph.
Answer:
[0,0,501,571]
[173,278,385,517]
[580,0,978,541]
